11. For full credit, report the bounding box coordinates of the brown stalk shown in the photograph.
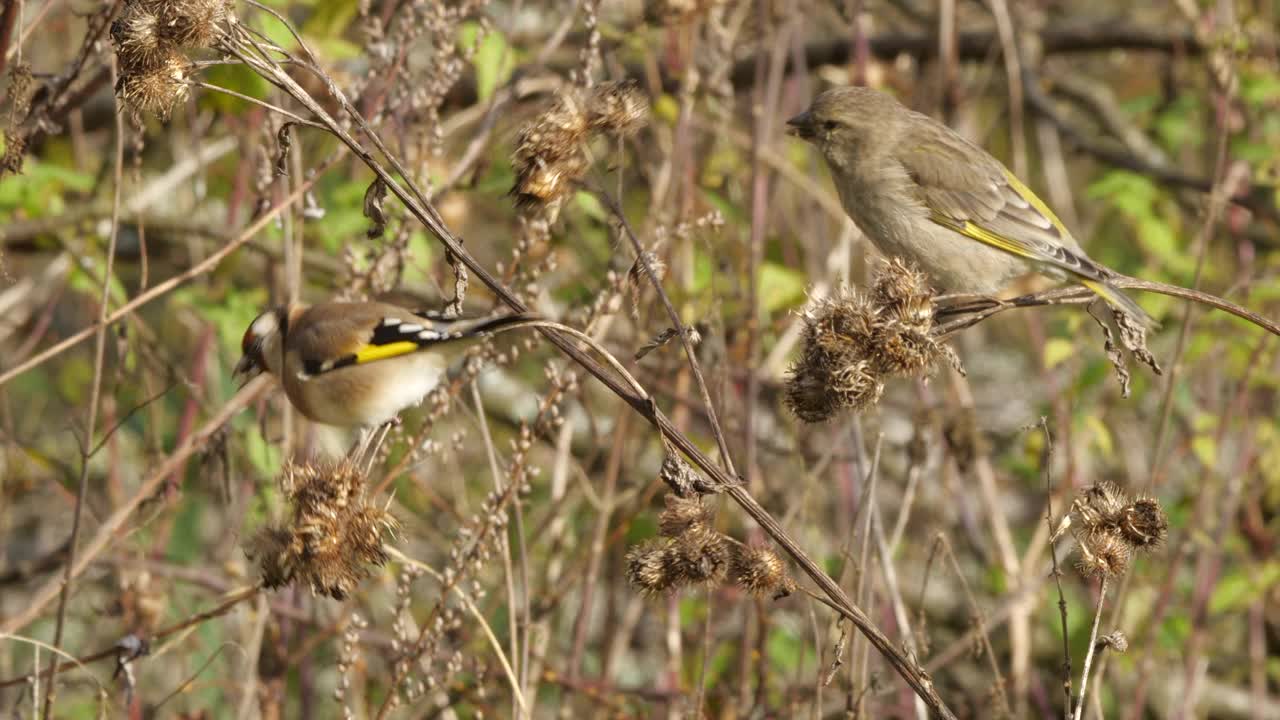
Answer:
[40,55,125,717]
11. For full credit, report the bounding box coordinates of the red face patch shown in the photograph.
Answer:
[241,324,257,356]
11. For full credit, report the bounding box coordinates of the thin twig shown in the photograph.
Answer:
[1041,418,1073,720]
[593,187,739,478]
[0,156,338,388]
[1073,577,1110,720]
[40,53,125,717]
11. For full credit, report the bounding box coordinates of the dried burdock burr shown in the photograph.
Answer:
[511,91,590,207]
[1118,496,1168,550]
[587,79,650,137]
[665,524,730,586]
[1067,482,1167,580]
[153,0,230,49]
[785,259,959,422]
[626,540,675,596]
[872,257,934,329]
[111,6,166,69]
[1075,531,1131,580]
[247,457,398,600]
[658,494,713,538]
[116,51,191,119]
[728,544,797,599]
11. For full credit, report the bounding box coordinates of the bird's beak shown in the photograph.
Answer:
[233,354,261,385]
[786,110,816,140]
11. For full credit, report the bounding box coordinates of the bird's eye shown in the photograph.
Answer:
[822,120,838,131]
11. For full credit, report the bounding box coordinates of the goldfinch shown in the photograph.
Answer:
[234,301,532,429]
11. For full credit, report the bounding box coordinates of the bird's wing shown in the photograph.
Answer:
[288,302,530,378]
[896,128,1153,325]
[896,128,1107,283]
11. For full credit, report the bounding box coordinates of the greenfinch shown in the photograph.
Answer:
[788,86,1150,325]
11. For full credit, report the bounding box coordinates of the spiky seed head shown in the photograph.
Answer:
[247,458,396,600]
[666,525,730,586]
[872,258,934,329]
[1076,482,1129,530]
[658,494,713,538]
[117,51,190,119]
[729,545,797,598]
[1075,531,1131,579]
[588,79,650,136]
[1119,497,1167,550]
[155,0,229,48]
[111,7,165,69]
[626,541,674,595]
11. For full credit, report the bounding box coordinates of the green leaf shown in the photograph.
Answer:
[1043,338,1075,369]
[1083,415,1114,458]
[757,261,807,314]
[200,64,271,114]
[460,23,513,102]
[1209,562,1280,614]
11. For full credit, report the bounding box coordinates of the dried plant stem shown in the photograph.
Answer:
[1073,577,1110,720]
[593,188,738,478]
[470,382,524,719]
[0,584,261,689]
[386,547,529,717]
[933,275,1280,338]
[0,377,270,637]
[0,156,336,388]
[1041,418,1073,720]
[41,56,124,717]
[933,535,1011,717]
[483,319,648,399]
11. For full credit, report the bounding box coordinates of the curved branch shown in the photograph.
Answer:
[933,278,1280,338]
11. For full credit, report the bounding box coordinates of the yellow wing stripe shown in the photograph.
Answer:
[1001,168,1072,238]
[353,341,421,364]
[933,213,1156,327]
[930,214,1043,261]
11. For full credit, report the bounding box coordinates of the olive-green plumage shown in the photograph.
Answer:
[788,86,1150,325]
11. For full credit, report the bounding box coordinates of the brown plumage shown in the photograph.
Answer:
[235,301,532,428]
[788,86,1151,325]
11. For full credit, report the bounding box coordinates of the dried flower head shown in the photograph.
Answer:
[512,92,590,207]
[1068,482,1166,580]
[1074,482,1127,529]
[786,260,959,422]
[658,494,713,538]
[626,540,674,596]
[154,0,229,48]
[1071,483,1167,552]
[1118,497,1168,549]
[785,292,881,422]
[729,545,797,599]
[117,51,191,119]
[588,79,650,137]
[111,6,166,69]
[872,257,934,329]
[247,458,398,600]
[1097,631,1129,653]
[665,525,730,586]
[1075,531,1131,579]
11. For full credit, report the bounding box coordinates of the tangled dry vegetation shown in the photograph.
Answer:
[2,0,1279,718]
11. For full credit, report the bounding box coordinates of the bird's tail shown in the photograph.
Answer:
[468,312,543,337]
[428,312,543,341]
[1079,279,1157,329]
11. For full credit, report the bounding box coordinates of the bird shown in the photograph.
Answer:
[786,86,1151,325]
[234,300,533,436]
